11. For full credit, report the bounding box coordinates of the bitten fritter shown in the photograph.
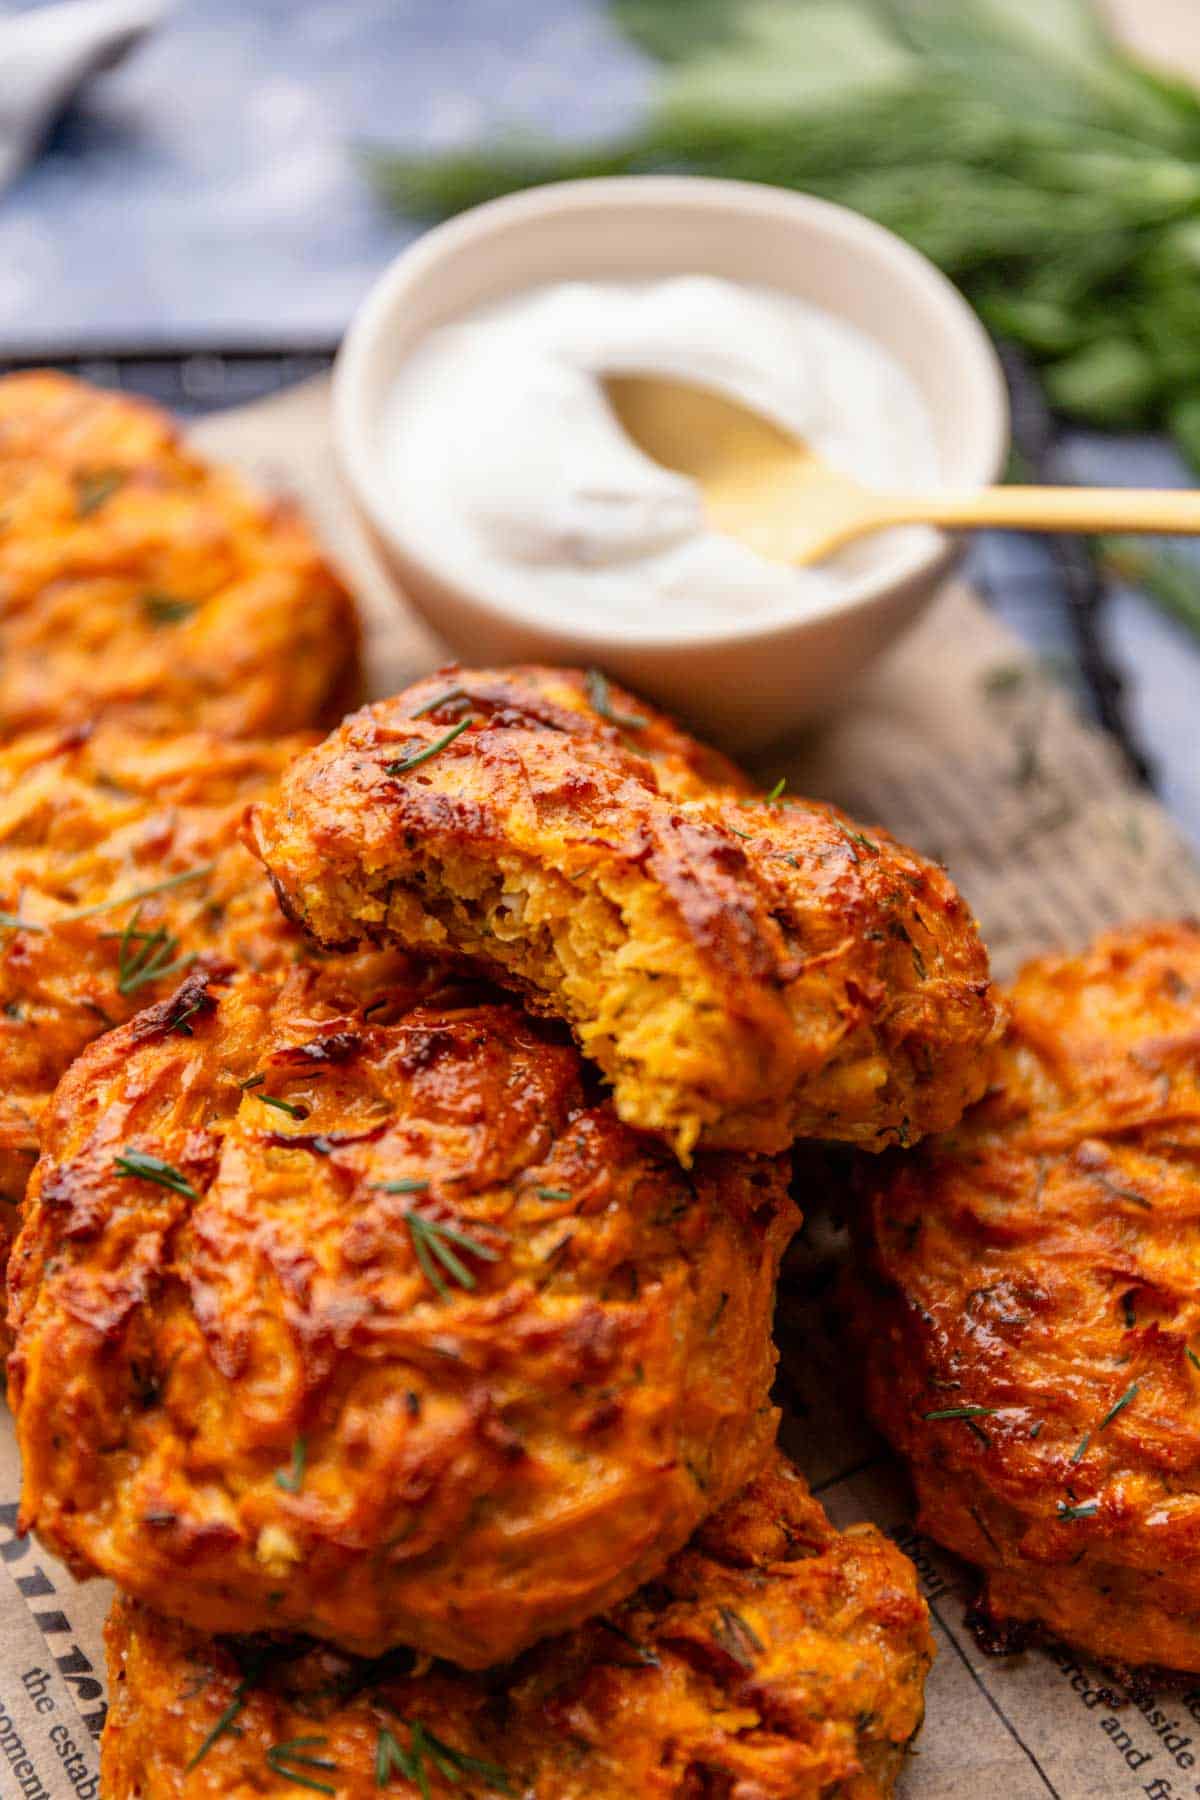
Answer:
[249,665,998,1159]
[854,920,1200,1674]
[10,961,796,1665]
[0,724,318,1283]
[0,371,360,738]
[102,1451,933,1800]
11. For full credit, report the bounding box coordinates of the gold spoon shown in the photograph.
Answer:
[604,374,1200,565]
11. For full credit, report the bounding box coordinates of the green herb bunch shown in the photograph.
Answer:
[365,0,1200,465]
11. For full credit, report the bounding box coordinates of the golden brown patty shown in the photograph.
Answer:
[102,1451,932,1799]
[854,920,1200,1673]
[249,664,998,1158]
[10,960,796,1664]
[0,371,360,737]
[0,723,324,1288]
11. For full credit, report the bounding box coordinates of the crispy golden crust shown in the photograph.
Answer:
[249,666,997,1158]
[0,724,322,1274]
[0,372,360,738]
[854,921,1200,1673]
[102,1452,932,1799]
[11,961,796,1664]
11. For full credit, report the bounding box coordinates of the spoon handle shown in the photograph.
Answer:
[880,485,1200,537]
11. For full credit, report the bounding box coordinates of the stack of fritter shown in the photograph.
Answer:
[1,374,1039,1796]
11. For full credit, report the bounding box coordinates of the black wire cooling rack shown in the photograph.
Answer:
[0,341,1155,789]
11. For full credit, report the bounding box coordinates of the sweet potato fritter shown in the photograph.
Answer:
[102,1451,932,1799]
[0,724,320,1292]
[0,371,360,738]
[854,921,1200,1673]
[249,665,998,1160]
[10,960,796,1664]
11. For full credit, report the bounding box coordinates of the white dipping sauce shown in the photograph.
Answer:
[379,276,941,642]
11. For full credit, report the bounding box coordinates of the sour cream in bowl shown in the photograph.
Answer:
[336,177,1007,752]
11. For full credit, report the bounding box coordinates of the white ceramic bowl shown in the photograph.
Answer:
[335,176,1008,753]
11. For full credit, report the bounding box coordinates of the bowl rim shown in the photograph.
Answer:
[334,174,1010,653]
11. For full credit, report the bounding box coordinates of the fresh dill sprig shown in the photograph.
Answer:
[922,1405,997,1421]
[375,1177,430,1194]
[363,0,1200,482]
[533,1186,571,1200]
[764,777,787,803]
[1069,1431,1091,1466]
[385,716,476,774]
[114,1149,197,1199]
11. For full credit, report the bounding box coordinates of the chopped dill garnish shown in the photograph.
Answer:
[707,1292,729,1335]
[186,1689,248,1771]
[1189,1347,1200,1371]
[114,1149,197,1199]
[1029,1420,1044,1439]
[385,716,476,774]
[711,1604,763,1668]
[240,1073,266,1090]
[1057,1500,1099,1520]
[141,591,199,625]
[0,911,43,933]
[585,667,647,730]
[169,993,205,1036]
[275,1437,307,1492]
[184,1650,269,1772]
[375,1177,429,1194]
[375,1726,416,1788]
[106,902,195,995]
[75,469,125,517]
[922,1405,996,1421]
[1098,1381,1140,1431]
[1069,1432,1091,1465]
[596,1618,660,1667]
[376,1720,510,1794]
[1086,1167,1153,1209]
[404,1210,500,1300]
[411,684,470,718]
[63,861,216,923]
[533,1186,571,1200]
[982,663,1027,699]
[764,777,787,803]
[253,1092,308,1120]
[265,1735,337,1794]
[726,824,754,840]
